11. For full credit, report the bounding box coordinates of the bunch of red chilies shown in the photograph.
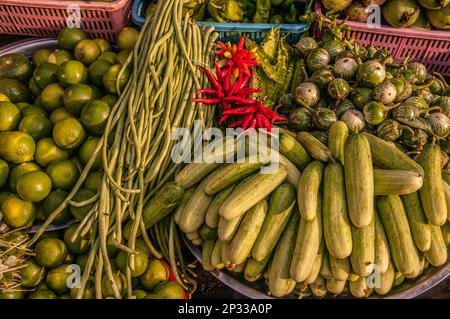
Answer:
[193,37,286,132]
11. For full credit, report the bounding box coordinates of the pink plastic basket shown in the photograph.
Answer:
[314,1,450,76]
[0,0,132,41]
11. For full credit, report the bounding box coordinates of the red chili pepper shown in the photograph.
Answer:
[242,113,254,131]
[260,114,272,132]
[222,106,257,115]
[228,120,243,128]
[224,67,232,93]
[198,65,222,91]
[196,88,218,95]
[221,100,231,110]
[256,112,263,130]
[238,37,245,51]
[224,96,257,105]
[214,62,224,84]
[219,114,230,124]
[238,88,262,96]
[248,117,257,130]
[192,98,222,104]
[272,114,287,123]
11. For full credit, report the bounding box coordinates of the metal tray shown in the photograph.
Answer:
[184,236,449,299]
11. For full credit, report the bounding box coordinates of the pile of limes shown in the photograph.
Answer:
[0,27,185,300]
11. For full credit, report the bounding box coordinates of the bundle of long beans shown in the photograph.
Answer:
[27,0,218,299]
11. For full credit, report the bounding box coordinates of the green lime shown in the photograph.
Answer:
[117,27,140,51]
[16,102,31,110]
[139,259,169,290]
[35,95,44,106]
[102,271,127,298]
[42,189,71,224]
[35,138,69,167]
[41,83,65,111]
[0,77,31,103]
[133,289,147,299]
[135,238,151,256]
[115,49,132,65]
[154,281,185,299]
[34,237,68,268]
[21,104,48,117]
[79,137,102,169]
[63,83,96,115]
[93,39,112,53]
[52,117,85,150]
[16,171,52,202]
[0,191,13,207]
[57,60,88,88]
[0,131,35,164]
[116,248,149,277]
[32,49,51,67]
[0,159,9,188]
[70,277,95,299]
[0,53,33,82]
[0,291,25,299]
[8,162,40,192]
[103,64,130,95]
[0,93,10,102]
[80,100,110,134]
[46,159,80,190]
[1,195,35,228]
[49,107,75,124]
[70,188,96,221]
[47,49,74,66]
[28,289,57,299]
[21,260,45,288]
[28,78,42,97]
[33,62,58,90]
[84,171,102,192]
[98,51,117,65]
[18,114,52,141]
[0,101,20,131]
[46,264,73,294]
[101,94,118,107]
[88,59,112,87]
[57,27,87,51]
[74,39,101,65]
[63,223,91,254]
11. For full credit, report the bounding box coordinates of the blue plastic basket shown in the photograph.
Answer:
[132,0,310,43]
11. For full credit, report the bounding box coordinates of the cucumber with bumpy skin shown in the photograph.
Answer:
[252,182,295,262]
[244,256,270,283]
[329,255,350,281]
[296,131,332,162]
[418,144,447,226]
[267,213,299,298]
[374,169,423,196]
[202,239,215,272]
[323,162,352,259]
[377,195,421,275]
[374,210,390,274]
[401,192,431,252]
[350,216,375,277]
[205,185,235,228]
[320,249,332,280]
[326,277,346,295]
[218,214,244,243]
[211,239,224,270]
[174,188,194,225]
[344,134,374,228]
[442,180,450,223]
[310,275,327,297]
[349,277,372,298]
[229,200,268,265]
[304,241,325,284]
[442,222,450,245]
[298,161,324,221]
[328,121,348,164]
[375,262,395,295]
[219,165,287,220]
[424,225,448,267]
[279,132,312,170]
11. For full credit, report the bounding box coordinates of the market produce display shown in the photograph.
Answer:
[0,0,449,300]
[321,0,450,30]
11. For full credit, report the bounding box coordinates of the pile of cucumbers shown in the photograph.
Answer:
[172,128,449,298]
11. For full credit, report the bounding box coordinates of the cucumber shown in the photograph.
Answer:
[323,163,353,259]
[424,225,448,267]
[418,144,447,226]
[304,240,325,284]
[393,271,405,287]
[377,195,421,275]
[374,169,423,196]
[290,193,323,283]
[401,192,432,252]
[205,185,236,228]
[329,255,350,281]
[344,134,374,228]
[201,239,215,272]
[442,180,450,223]
[186,231,200,241]
[349,277,372,298]
[174,187,194,225]
[296,131,331,162]
[328,121,348,164]
[326,277,346,295]
[179,177,214,233]
[204,156,269,195]
[229,200,268,265]
[230,260,247,273]
[442,222,450,245]
[267,213,299,297]
[123,182,184,239]
[404,251,425,279]
[279,132,312,170]
[218,214,244,243]
[363,133,424,176]
[211,239,224,270]
[252,182,295,261]
[298,161,324,221]
[375,262,395,295]
[220,241,231,268]
[278,154,301,186]
[199,224,217,241]
[310,275,327,297]
[320,249,332,280]
[244,256,270,283]
[374,210,390,274]
[219,164,287,220]
[350,216,375,277]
